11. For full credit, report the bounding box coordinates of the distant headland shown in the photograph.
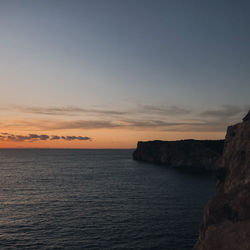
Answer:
[133,139,224,172]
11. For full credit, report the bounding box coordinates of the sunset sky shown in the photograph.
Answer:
[0,0,249,148]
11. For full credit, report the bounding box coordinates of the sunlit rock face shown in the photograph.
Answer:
[194,110,250,250]
[133,139,224,172]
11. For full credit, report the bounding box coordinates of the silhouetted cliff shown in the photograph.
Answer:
[133,139,224,172]
[194,111,250,250]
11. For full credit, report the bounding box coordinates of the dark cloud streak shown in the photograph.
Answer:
[137,104,190,115]
[16,118,227,132]
[8,104,192,118]
[15,106,127,116]
[200,105,243,119]
[1,105,249,133]
[0,133,91,142]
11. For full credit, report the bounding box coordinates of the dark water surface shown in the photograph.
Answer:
[0,149,214,249]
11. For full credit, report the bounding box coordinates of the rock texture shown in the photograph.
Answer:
[133,139,224,172]
[194,110,250,250]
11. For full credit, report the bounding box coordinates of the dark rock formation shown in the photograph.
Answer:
[133,139,224,172]
[194,110,250,250]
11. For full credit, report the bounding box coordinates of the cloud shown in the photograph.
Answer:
[40,135,50,140]
[115,119,230,132]
[3,104,249,122]
[9,120,121,131]
[13,106,127,116]
[50,135,60,140]
[6,104,192,118]
[29,134,49,140]
[9,118,227,132]
[200,105,243,119]
[0,117,236,133]
[4,134,50,142]
[0,133,92,142]
[52,120,119,130]
[61,136,91,141]
[0,104,248,133]
[137,104,191,116]
[77,136,91,141]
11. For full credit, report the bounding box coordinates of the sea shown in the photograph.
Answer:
[0,149,215,250]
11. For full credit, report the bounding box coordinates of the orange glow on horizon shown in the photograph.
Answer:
[0,128,226,149]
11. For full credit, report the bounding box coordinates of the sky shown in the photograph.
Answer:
[0,0,249,148]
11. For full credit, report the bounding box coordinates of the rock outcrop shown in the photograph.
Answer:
[133,139,224,172]
[194,111,250,250]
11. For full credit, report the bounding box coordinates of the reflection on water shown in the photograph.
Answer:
[0,149,214,249]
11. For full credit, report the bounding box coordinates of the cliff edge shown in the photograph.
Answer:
[194,110,250,250]
[133,139,224,172]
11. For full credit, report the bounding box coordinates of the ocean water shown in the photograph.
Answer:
[0,149,215,250]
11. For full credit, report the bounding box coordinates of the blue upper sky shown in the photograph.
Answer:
[0,0,249,146]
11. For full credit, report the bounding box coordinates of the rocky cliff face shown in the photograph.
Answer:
[194,111,250,250]
[133,139,224,172]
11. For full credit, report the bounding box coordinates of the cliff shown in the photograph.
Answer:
[133,139,224,172]
[194,110,250,250]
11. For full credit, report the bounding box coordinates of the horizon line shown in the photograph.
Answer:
[0,147,136,150]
